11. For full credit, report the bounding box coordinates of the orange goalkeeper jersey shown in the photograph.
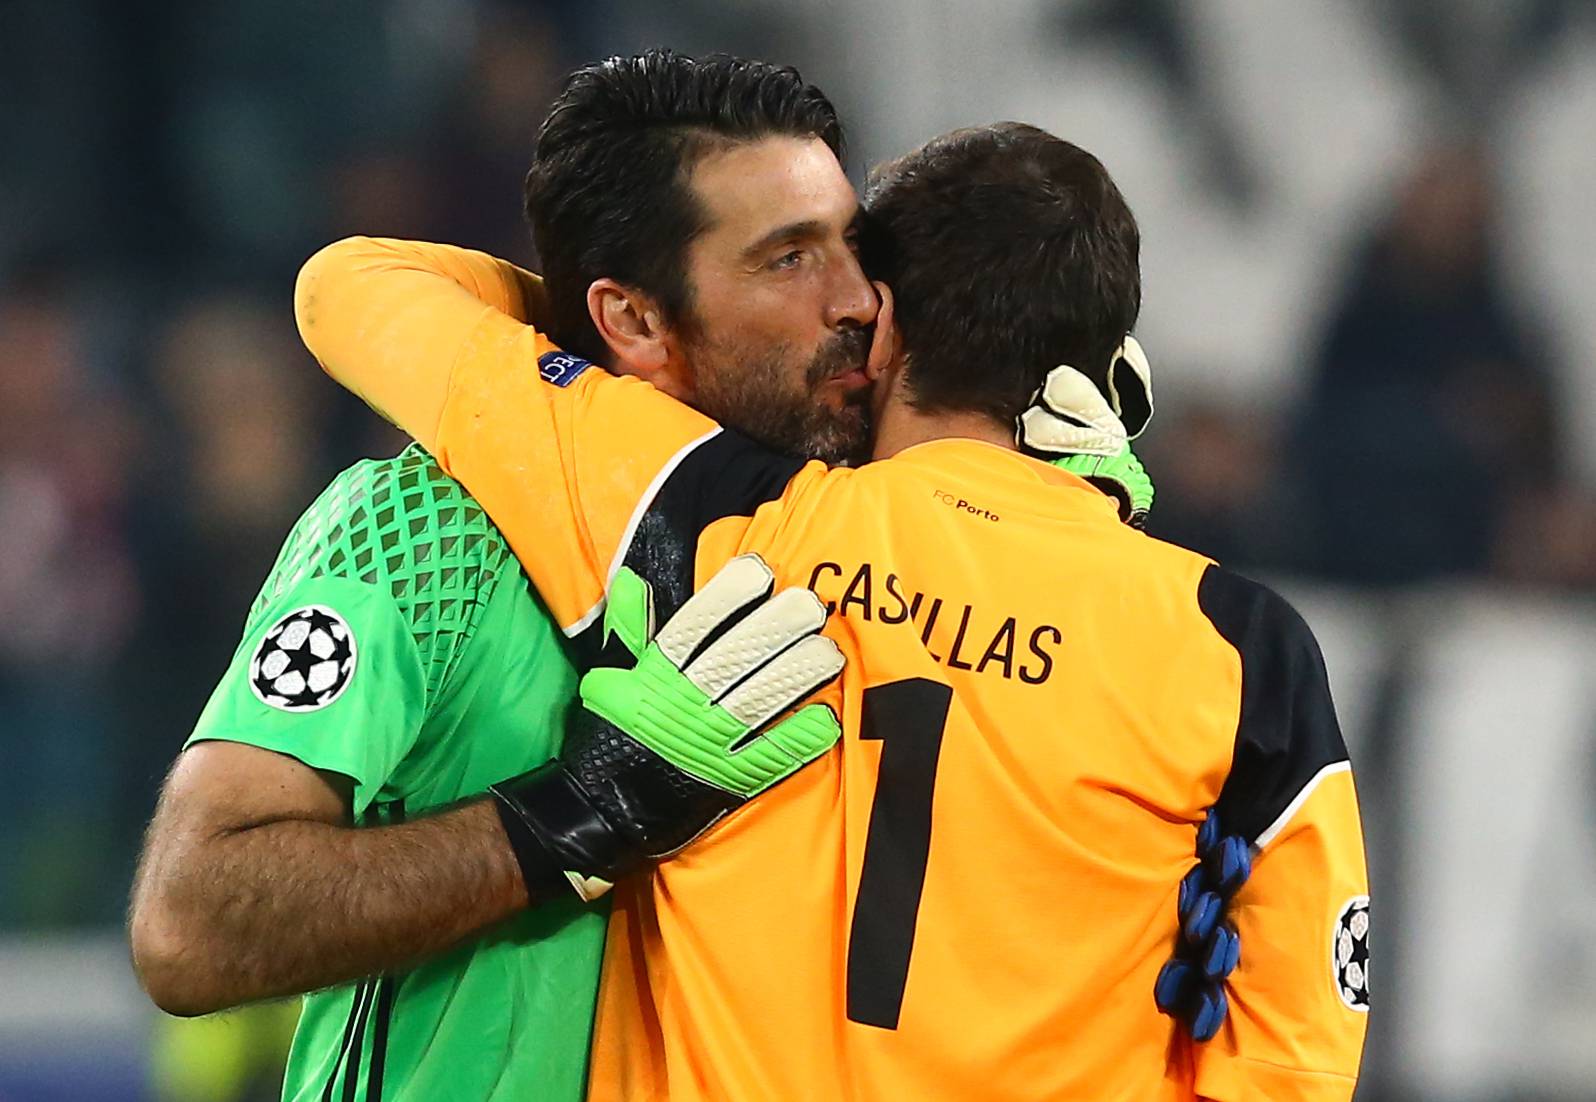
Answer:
[297,238,1370,1102]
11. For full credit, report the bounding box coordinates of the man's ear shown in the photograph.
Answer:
[864,281,908,427]
[586,279,674,383]
[865,281,900,383]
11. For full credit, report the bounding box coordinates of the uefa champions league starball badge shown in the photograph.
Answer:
[248,605,358,712]
[1332,895,1371,1011]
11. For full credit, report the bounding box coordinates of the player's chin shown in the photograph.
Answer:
[804,404,871,466]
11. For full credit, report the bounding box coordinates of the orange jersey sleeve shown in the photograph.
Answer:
[294,237,777,643]
[1192,569,1370,1101]
[295,236,537,443]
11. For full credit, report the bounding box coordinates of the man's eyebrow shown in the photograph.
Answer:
[740,219,829,262]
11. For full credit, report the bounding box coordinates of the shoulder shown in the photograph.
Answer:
[638,428,812,526]
[1199,567,1348,840]
[613,427,810,578]
[260,447,510,594]
[251,446,528,679]
[1194,565,1321,662]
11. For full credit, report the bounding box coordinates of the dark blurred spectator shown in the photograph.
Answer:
[1140,397,1289,570]
[162,0,457,274]
[423,3,573,261]
[327,148,439,245]
[1495,489,1596,589]
[1286,144,1567,586]
[0,1,113,267]
[319,5,577,267]
[0,274,142,926]
[113,294,339,864]
[150,294,332,548]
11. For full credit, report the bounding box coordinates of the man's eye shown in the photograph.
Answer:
[771,250,804,271]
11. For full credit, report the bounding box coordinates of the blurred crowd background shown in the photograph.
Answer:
[2,1,1594,1099]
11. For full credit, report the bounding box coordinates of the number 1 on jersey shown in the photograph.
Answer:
[846,678,953,1029]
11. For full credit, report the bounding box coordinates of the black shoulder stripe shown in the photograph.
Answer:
[365,973,403,1101]
[363,800,406,1100]
[341,985,376,1102]
[1199,565,1350,845]
[571,430,804,667]
[321,981,372,1102]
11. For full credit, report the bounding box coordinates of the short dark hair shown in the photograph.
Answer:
[860,123,1141,423]
[525,49,844,363]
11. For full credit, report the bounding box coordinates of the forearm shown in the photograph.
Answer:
[134,799,528,1015]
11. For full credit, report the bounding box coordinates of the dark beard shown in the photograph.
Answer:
[690,328,872,465]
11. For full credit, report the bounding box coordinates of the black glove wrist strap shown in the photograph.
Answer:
[489,762,634,901]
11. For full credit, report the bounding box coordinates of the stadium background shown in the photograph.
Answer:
[2,0,1594,1098]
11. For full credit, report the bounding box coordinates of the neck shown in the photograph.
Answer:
[869,399,1015,461]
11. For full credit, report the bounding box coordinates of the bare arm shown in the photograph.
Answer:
[129,741,529,1017]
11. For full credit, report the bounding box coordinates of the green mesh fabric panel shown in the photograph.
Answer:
[251,445,516,705]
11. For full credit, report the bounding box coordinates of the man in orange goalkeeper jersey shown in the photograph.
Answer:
[296,87,1368,1102]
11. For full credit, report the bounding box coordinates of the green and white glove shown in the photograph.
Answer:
[1054,444,1155,527]
[491,554,843,902]
[1017,335,1157,528]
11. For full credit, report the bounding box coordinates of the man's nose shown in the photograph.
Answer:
[825,252,879,330]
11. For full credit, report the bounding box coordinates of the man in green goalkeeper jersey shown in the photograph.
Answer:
[134,446,605,1100]
[130,444,849,1101]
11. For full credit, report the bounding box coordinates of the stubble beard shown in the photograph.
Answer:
[687,328,872,465]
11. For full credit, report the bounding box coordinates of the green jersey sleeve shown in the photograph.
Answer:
[188,575,425,809]
[187,446,515,815]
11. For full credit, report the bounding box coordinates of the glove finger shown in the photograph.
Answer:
[1017,403,1124,457]
[1201,923,1241,981]
[1037,363,1117,428]
[1185,891,1223,947]
[602,566,655,661]
[1209,835,1252,896]
[1109,335,1154,439]
[1190,984,1227,1042]
[654,554,774,669]
[720,635,844,732]
[734,703,842,784]
[1196,808,1221,856]
[1178,865,1207,921]
[1154,957,1197,1015]
[684,587,828,700]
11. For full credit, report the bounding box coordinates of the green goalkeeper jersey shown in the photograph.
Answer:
[187,445,606,1102]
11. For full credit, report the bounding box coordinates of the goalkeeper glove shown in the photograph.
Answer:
[1053,444,1154,528]
[1017,335,1156,527]
[1154,808,1252,1041]
[491,554,843,902]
